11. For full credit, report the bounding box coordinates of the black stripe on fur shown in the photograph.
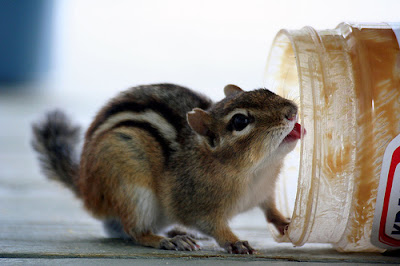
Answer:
[87,101,184,138]
[110,120,175,165]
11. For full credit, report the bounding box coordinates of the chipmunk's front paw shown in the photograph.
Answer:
[159,235,200,251]
[275,218,290,235]
[224,240,255,254]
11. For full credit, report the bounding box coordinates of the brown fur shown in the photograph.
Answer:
[32,83,299,254]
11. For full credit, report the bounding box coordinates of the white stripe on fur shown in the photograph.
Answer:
[92,111,177,143]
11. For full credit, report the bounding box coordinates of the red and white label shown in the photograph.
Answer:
[371,134,400,249]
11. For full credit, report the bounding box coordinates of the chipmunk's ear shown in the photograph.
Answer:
[187,108,212,136]
[224,84,243,97]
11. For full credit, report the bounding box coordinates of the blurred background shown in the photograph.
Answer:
[1,0,400,228]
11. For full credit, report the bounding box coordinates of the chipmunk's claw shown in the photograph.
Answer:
[160,235,200,251]
[224,240,255,254]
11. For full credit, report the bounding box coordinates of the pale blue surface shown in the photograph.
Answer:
[0,84,399,264]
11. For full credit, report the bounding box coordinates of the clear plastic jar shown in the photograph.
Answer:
[264,22,400,252]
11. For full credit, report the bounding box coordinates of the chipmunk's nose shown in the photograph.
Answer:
[284,106,298,121]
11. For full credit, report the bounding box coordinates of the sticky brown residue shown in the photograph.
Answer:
[265,24,400,251]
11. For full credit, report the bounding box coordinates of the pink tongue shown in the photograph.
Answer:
[286,123,305,140]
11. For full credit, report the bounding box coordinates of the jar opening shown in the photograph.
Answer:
[264,31,301,241]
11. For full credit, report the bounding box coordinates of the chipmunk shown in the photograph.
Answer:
[32,83,304,254]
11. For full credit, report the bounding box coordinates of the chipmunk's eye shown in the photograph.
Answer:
[231,114,250,131]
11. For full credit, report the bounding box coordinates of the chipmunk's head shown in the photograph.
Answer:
[187,84,304,166]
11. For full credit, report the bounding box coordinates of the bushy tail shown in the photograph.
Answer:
[31,110,81,196]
